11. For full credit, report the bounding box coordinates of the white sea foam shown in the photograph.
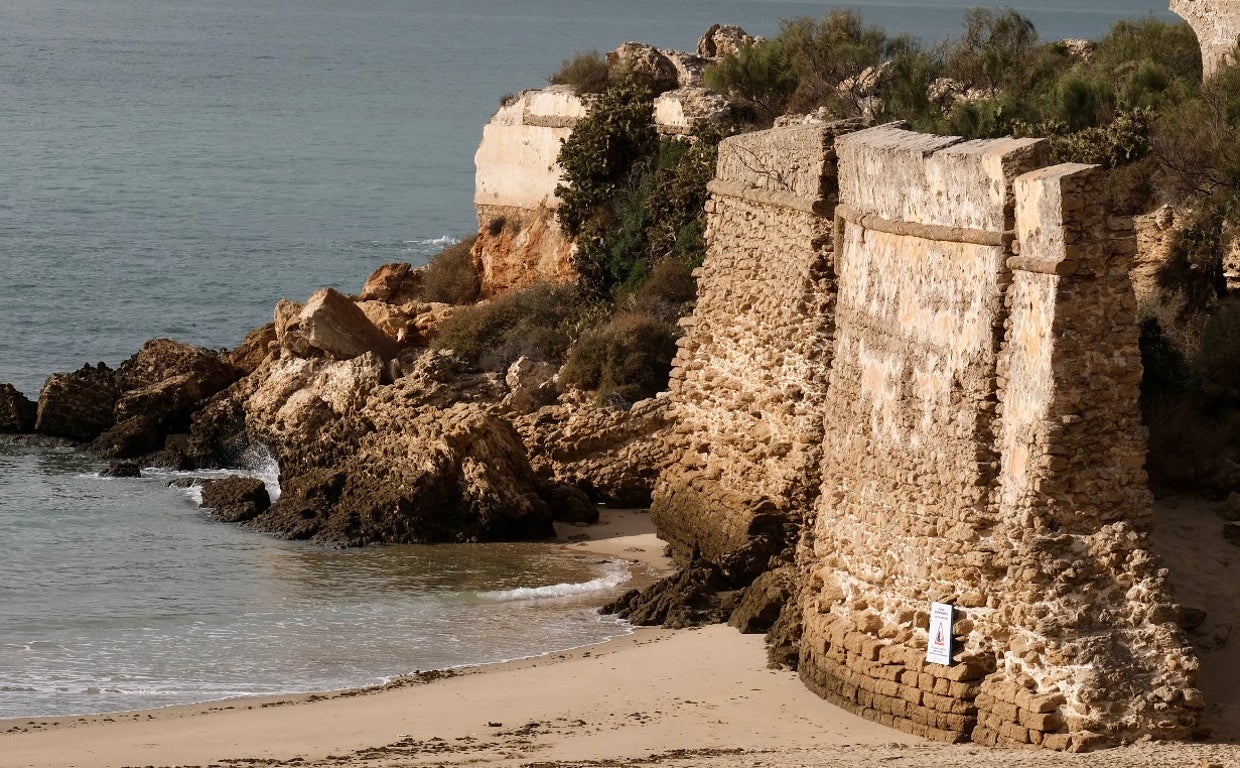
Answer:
[479,561,630,602]
[241,442,282,502]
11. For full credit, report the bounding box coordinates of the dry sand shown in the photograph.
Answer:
[2,502,1239,768]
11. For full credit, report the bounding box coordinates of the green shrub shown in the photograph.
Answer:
[549,50,611,94]
[417,235,480,305]
[1158,204,1228,316]
[560,312,679,403]
[780,10,891,116]
[555,84,658,239]
[632,256,698,322]
[431,282,589,371]
[1144,396,1240,490]
[943,8,1038,96]
[704,39,797,124]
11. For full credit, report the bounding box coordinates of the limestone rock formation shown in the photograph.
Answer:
[200,476,271,524]
[653,88,731,136]
[360,262,424,303]
[0,383,36,433]
[289,287,402,361]
[184,347,559,545]
[609,42,680,92]
[515,395,674,508]
[252,401,555,545]
[696,24,757,59]
[92,339,242,458]
[35,363,120,441]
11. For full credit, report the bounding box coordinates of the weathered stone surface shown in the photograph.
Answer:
[501,356,559,414]
[472,87,584,297]
[228,323,277,374]
[603,560,731,629]
[545,482,600,524]
[101,460,142,478]
[697,24,756,59]
[609,42,680,93]
[252,402,555,545]
[200,476,270,524]
[653,88,731,135]
[515,396,673,508]
[356,300,422,346]
[729,566,796,634]
[35,364,119,441]
[655,119,1201,749]
[91,340,242,459]
[360,262,423,303]
[294,288,401,361]
[1172,0,1240,76]
[651,122,849,573]
[0,383,37,433]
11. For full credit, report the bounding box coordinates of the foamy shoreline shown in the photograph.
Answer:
[4,501,1240,768]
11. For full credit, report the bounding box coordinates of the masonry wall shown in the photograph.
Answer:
[1171,0,1240,77]
[660,119,1203,749]
[649,122,844,578]
[790,125,1202,750]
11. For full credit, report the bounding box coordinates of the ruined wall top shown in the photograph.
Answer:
[1172,0,1240,76]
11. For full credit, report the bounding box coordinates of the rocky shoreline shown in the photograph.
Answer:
[0,267,671,548]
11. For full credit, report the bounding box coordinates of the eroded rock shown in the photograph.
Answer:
[0,383,37,433]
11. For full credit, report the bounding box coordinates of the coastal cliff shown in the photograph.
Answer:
[4,6,1240,755]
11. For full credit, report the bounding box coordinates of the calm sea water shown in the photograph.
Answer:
[0,0,1175,718]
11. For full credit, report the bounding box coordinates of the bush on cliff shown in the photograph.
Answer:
[431,282,588,372]
[549,50,612,94]
[418,235,481,305]
[560,311,679,404]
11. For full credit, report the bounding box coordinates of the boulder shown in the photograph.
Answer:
[602,560,732,628]
[410,302,459,341]
[356,300,422,345]
[662,51,709,89]
[697,24,756,59]
[501,356,559,414]
[609,42,680,93]
[90,340,242,459]
[296,288,402,361]
[513,395,674,507]
[0,383,37,433]
[360,262,424,304]
[654,88,732,135]
[35,363,120,441]
[273,299,315,357]
[546,483,600,524]
[115,339,238,393]
[728,566,796,634]
[249,402,556,545]
[200,475,270,524]
[228,323,277,373]
[101,460,142,478]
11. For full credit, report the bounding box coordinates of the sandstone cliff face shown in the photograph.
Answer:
[655,121,1202,749]
[471,33,740,298]
[472,87,584,297]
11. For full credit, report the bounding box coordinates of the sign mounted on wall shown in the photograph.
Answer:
[926,602,954,666]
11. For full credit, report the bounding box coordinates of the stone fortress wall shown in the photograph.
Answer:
[1172,0,1240,76]
[658,121,1203,749]
[649,122,844,578]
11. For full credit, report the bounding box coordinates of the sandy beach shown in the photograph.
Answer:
[3,501,1240,768]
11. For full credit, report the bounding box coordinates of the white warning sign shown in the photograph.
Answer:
[926,602,954,666]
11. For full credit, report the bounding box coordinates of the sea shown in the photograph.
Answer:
[0,0,1175,719]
